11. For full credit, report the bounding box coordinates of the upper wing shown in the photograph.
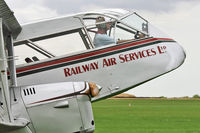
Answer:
[0,0,21,38]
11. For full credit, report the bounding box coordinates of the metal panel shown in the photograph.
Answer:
[14,16,84,44]
[27,97,84,133]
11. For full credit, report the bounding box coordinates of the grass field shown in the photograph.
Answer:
[92,99,200,133]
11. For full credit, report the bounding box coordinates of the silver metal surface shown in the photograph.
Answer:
[54,100,69,108]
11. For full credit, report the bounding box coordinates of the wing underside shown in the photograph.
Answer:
[0,0,21,38]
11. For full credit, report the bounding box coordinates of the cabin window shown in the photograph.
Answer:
[34,31,87,56]
[14,44,48,65]
[14,29,88,65]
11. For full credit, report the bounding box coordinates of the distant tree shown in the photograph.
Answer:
[193,94,200,98]
[159,96,166,98]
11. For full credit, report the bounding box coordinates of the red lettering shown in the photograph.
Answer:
[124,54,130,62]
[103,58,117,67]
[157,46,166,54]
[129,53,135,61]
[71,68,77,75]
[142,50,147,57]
[64,62,99,77]
[119,47,159,64]
[93,62,99,69]
[90,63,96,70]
[146,49,151,57]
[134,52,143,59]
[103,59,110,67]
[119,54,126,63]
[151,48,156,56]
[110,58,117,65]
[64,68,71,77]
[82,64,90,72]
[75,66,83,74]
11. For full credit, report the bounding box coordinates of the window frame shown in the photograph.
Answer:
[81,12,149,48]
[14,28,91,65]
[119,12,149,35]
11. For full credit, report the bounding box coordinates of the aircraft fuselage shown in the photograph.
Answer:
[15,37,185,101]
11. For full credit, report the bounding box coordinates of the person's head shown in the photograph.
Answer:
[96,16,111,31]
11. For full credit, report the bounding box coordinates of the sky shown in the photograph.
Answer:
[5,0,200,97]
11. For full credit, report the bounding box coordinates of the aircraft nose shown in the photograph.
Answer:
[177,43,186,66]
[166,41,186,71]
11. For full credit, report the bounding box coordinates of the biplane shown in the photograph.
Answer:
[0,0,185,133]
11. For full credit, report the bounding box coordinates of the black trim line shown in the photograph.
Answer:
[17,39,175,77]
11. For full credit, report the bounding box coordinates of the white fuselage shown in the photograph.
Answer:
[15,37,185,101]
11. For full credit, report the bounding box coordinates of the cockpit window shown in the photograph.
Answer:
[111,23,137,42]
[121,13,148,34]
[83,15,117,47]
[83,12,148,48]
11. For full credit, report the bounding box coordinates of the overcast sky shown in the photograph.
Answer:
[6,0,200,97]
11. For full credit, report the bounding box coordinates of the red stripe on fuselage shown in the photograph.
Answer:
[16,38,174,74]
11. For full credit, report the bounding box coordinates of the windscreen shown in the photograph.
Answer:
[121,13,148,34]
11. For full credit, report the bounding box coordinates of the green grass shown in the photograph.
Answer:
[92,99,200,133]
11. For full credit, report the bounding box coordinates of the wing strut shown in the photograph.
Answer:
[0,18,13,122]
[7,35,17,87]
